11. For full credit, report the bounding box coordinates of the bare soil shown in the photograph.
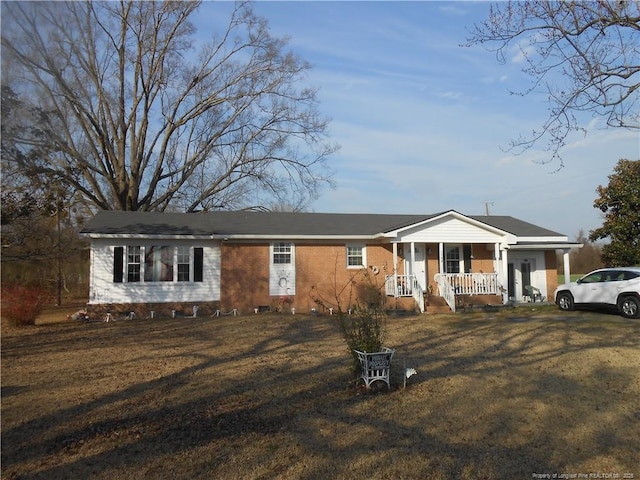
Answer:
[2,304,639,479]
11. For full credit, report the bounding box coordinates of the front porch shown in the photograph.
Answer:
[385,272,502,313]
[379,212,579,314]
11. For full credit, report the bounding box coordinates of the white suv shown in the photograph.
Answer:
[555,267,640,319]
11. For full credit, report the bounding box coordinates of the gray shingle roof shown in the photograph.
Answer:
[81,210,566,238]
[468,215,563,237]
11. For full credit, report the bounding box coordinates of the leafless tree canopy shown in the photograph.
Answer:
[1,1,337,212]
[466,1,639,166]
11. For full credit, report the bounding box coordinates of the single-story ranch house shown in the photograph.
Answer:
[80,210,581,316]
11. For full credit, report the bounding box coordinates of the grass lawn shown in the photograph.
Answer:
[2,304,639,479]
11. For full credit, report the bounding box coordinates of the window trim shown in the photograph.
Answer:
[127,246,142,283]
[445,244,462,274]
[346,244,366,268]
[144,245,174,283]
[272,242,293,265]
[112,245,204,284]
[177,245,191,282]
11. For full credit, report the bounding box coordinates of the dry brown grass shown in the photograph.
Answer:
[2,304,639,479]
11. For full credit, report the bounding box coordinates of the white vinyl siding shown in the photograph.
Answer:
[88,239,219,305]
[270,242,295,296]
[397,216,508,244]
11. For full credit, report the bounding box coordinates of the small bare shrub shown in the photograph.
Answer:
[338,307,386,354]
[310,261,388,372]
[1,285,50,326]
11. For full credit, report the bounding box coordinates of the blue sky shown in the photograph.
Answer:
[198,1,639,239]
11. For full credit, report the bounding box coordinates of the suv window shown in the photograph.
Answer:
[602,271,623,282]
[622,271,640,280]
[580,272,604,283]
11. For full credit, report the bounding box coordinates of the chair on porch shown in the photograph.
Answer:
[524,285,544,302]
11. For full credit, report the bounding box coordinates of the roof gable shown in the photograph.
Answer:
[384,211,516,243]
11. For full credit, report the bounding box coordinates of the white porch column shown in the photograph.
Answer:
[438,242,444,273]
[393,243,398,273]
[410,241,416,277]
[500,247,509,304]
[563,249,571,284]
[392,243,399,297]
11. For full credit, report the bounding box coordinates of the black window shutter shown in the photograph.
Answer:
[113,246,124,283]
[194,247,204,282]
[463,244,472,273]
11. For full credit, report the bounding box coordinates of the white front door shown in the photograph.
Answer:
[405,244,427,291]
[508,255,545,302]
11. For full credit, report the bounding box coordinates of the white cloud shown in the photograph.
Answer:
[197,2,638,235]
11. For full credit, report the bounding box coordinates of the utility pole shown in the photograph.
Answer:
[484,201,494,216]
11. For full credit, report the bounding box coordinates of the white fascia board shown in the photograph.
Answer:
[517,235,570,243]
[382,210,508,238]
[213,234,378,241]
[83,233,214,240]
[506,243,583,250]
[84,233,381,241]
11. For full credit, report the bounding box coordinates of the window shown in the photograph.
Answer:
[127,246,142,282]
[177,246,190,282]
[273,242,292,264]
[113,245,204,283]
[346,245,364,267]
[445,246,461,274]
[580,272,604,283]
[144,246,174,282]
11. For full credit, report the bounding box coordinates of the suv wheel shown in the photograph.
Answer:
[557,292,574,311]
[618,295,640,319]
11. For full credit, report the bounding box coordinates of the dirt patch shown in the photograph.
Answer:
[2,305,639,479]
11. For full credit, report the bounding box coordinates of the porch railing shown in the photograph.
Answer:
[435,273,500,313]
[434,273,500,296]
[437,277,457,313]
[384,274,425,313]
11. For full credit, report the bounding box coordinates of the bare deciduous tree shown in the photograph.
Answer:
[1,1,337,212]
[466,1,639,167]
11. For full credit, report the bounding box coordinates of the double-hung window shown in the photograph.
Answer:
[177,246,190,282]
[346,245,365,268]
[273,242,292,264]
[127,246,142,282]
[445,245,461,274]
[175,246,204,282]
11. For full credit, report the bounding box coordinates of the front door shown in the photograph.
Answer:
[508,259,536,301]
[404,244,427,291]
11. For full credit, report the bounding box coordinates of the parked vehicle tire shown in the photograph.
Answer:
[618,295,640,319]
[557,291,574,311]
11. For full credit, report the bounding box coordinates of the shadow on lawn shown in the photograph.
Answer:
[2,310,639,479]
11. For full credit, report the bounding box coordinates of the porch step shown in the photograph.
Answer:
[426,304,453,314]
[425,295,452,314]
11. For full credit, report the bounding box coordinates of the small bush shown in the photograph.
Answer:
[1,285,50,326]
[338,308,386,354]
[337,307,388,374]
